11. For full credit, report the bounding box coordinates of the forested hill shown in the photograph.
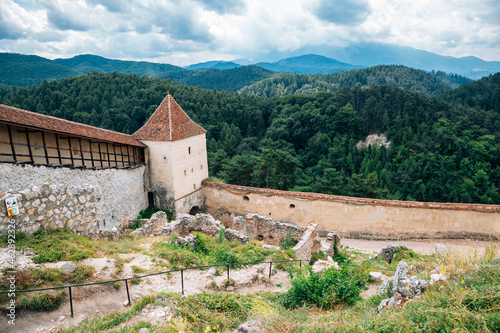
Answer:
[1,53,472,97]
[238,65,469,97]
[0,72,498,204]
[0,53,81,87]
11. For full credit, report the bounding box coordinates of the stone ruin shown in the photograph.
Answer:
[132,212,325,260]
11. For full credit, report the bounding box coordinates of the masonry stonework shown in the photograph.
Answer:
[202,181,500,240]
[0,164,148,235]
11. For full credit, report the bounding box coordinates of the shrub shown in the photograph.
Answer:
[137,207,173,221]
[70,266,96,284]
[21,291,65,311]
[280,266,366,309]
[279,229,297,250]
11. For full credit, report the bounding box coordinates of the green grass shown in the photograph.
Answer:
[151,232,284,269]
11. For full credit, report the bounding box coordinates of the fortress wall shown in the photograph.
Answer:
[0,164,148,235]
[202,182,500,240]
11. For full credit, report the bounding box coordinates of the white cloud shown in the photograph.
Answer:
[0,0,499,65]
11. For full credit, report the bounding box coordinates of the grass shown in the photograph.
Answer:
[29,240,499,332]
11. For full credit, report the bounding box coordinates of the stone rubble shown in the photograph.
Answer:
[233,320,262,333]
[375,245,397,262]
[311,256,340,273]
[133,212,325,260]
[377,260,431,313]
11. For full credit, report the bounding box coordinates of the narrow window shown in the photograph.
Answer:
[243,196,249,201]
[289,204,295,209]
[188,147,191,154]
[184,170,187,176]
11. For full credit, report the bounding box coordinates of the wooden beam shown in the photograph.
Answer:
[24,128,34,164]
[67,137,74,166]
[7,125,17,163]
[41,131,50,165]
[78,138,85,167]
[55,133,63,165]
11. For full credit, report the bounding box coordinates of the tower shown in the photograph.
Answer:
[133,94,208,215]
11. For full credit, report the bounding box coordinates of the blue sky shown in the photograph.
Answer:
[1,0,499,66]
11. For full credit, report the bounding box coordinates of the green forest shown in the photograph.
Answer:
[0,71,499,204]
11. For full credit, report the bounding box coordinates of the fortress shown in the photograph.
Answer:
[1,94,499,239]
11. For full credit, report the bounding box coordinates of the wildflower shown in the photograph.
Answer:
[461,279,465,284]
[406,285,410,290]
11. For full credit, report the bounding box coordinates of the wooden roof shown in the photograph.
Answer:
[133,94,206,141]
[0,104,146,147]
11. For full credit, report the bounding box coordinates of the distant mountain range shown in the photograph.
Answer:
[0,43,494,97]
[237,43,500,80]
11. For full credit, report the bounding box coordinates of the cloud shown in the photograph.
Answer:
[193,0,246,14]
[309,0,372,26]
[87,0,131,13]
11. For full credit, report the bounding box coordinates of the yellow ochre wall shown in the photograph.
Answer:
[141,133,208,214]
[202,182,500,240]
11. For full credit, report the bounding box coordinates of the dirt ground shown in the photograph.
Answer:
[340,238,494,256]
[3,237,494,333]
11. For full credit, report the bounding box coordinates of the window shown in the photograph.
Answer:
[289,204,295,209]
[243,196,249,201]
[184,170,186,176]
[188,147,191,154]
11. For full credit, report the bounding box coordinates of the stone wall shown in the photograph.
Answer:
[232,214,304,246]
[0,164,148,235]
[0,184,97,235]
[292,224,321,261]
[202,181,500,240]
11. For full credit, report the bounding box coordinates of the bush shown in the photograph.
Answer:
[137,207,173,221]
[279,230,296,249]
[280,266,366,309]
[21,291,65,311]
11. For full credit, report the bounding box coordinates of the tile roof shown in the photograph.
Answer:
[132,94,206,141]
[0,104,146,147]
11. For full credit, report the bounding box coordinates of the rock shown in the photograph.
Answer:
[376,245,397,262]
[58,316,65,322]
[435,244,448,256]
[429,273,447,285]
[56,261,78,273]
[227,286,234,292]
[123,300,129,306]
[207,267,217,276]
[262,244,280,250]
[139,328,149,333]
[233,320,261,333]
[369,272,384,282]
[311,256,339,273]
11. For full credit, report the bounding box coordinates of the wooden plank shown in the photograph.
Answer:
[55,133,63,165]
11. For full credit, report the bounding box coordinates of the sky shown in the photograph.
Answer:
[1,0,499,66]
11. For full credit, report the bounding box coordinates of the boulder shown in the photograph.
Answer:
[233,320,261,333]
[56,261,78,273]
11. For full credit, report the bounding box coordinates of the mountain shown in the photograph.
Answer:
[161,65,273,92]
[0,53,82,87]
[445,72,500,113]
[255,54,362,74]
[186,61,241,70]
[239,65,455,97]
[54,54,184,76]
[251,43,500,80]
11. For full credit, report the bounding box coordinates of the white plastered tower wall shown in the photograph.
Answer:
[133,94,208,214]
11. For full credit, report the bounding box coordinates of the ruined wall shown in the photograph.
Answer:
[202,182,500,240]
[0,164,148,235]
[232,214,304,246]
[292,224,321,260]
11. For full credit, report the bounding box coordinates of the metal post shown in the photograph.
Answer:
[300,260,302,269]
[181,269,184,295]
[125,280,131,306]
[269,262,272,279]
[68,286,74,318]
[226,265,230,282]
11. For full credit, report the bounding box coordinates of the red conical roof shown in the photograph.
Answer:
[133,94,206,141]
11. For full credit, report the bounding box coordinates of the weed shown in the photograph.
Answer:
[70,265,96,284]
[279,229,296,250]
[280,265,366,309]
[20,291,65,311]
